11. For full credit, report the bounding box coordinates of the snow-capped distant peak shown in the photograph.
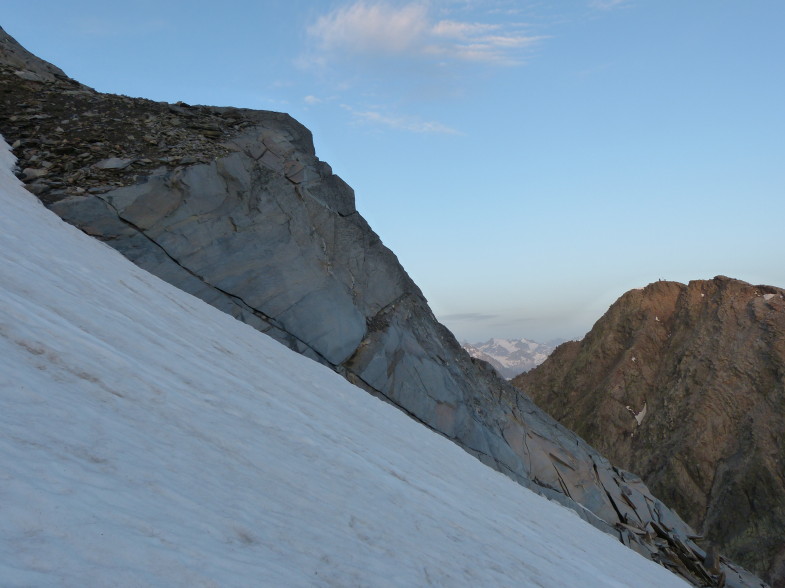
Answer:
[463,338,556,379]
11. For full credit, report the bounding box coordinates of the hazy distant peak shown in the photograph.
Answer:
[463,337,555,379]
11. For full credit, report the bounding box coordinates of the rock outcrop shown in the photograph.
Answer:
[0,26,766,587]
[514,277,785,587]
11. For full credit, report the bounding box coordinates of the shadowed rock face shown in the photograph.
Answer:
[514,277,785,587]
[0,26,767,587]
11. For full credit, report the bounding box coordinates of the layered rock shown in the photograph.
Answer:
[0,26,766,587]
[514,277,785,586]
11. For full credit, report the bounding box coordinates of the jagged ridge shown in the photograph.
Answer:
[515,277,785,586]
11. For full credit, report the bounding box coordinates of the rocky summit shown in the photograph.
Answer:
[0,25,768,587]
[514,277,785,587]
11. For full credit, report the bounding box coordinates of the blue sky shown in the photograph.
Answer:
[4,1,784,343]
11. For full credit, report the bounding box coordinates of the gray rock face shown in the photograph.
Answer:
[0,25,69,83]
[0,25,767,588]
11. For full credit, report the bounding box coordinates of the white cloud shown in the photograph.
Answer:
[343,106,460,134]
[309,2,430,56]
[431,20,499,39]
[308,1,543,66]
[304,2,545,134]
[589,0,628,10]
[304,95,322,105]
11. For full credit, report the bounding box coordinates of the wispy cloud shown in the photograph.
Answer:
[307,1,544,67]
[343,105,460,134]
[491,316,535,326]
[309,2,429,59]
[301,2,547,134]
[589,0,629,10]
[440,312,499,322]
[440,312,538,328]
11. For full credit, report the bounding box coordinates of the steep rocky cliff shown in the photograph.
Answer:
[514,277,785,586]
[0,26,766,587]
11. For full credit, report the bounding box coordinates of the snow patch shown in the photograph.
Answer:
[625,402,648,426]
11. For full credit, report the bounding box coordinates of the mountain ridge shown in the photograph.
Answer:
[514,276,785,586]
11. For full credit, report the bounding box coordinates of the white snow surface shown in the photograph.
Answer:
[0,136,686,587]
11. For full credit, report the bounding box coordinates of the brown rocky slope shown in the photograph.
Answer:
[514,276,785,586]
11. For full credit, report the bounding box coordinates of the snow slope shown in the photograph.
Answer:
[0,136,686,587]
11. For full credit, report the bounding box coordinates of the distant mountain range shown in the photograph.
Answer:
[462,338,557,379]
